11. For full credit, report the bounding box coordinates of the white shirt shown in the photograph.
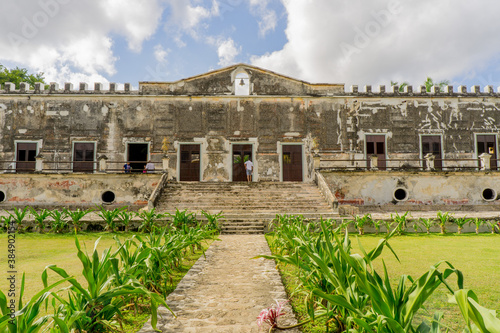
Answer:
[244,160,253,170]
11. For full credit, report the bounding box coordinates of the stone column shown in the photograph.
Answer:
[479,153,491,171]
[370,155,378,170]
[98,156,108,172]
[35,155,44,172]
[424,153,435,171]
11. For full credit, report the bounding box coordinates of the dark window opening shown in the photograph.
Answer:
[127,143,149,172]
[16,142,37,172]
[421,136,442,170]
[0,191,5,202]
[101,191,116,204]
[73,142,95,173]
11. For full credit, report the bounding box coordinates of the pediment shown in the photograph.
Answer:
[139,64,344,96]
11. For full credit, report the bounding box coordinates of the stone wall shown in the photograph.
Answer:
[1,65,500,184]
[0,174,161,209]
[322,170,500,212]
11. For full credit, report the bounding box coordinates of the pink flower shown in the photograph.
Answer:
[257,300,288,330]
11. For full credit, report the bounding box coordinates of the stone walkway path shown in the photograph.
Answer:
[138,235,300,333]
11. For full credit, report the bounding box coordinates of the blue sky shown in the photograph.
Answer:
[1,0,500,90]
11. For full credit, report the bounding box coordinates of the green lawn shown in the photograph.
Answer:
[0,231,212,332]
[268,233,500,332]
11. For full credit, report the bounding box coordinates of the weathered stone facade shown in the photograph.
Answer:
[1,64,500,210]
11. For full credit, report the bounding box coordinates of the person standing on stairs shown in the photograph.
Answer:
[244,158,254,182]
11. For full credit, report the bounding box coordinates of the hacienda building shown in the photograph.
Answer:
[1,64,500,211]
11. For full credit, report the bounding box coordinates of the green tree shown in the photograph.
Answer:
[424,77,449,92]
[391,77,450,92]
[0,64,46,89]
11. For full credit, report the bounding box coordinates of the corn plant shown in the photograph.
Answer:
[29,207,51,234]
[391,211,410,235]
[137,208,164,233]
[5,207,29,233]
[0,216,9,233]
[0,273,71,333]
[352,213,372,235]
[118,209,135,232]
[372,219,383,234]
[485,220,498,234]
[48,209,68,234]
[167,209,197,229]
[469,218,485,234]
[454,289,500,333]
[63,207,93,233]
[436,211,453,234]
[383,220,395,234]
[42,237,171,332]
[419,217,434,234]
[96,206,125,233]
[201,210,224,233]
[453,216,472,234]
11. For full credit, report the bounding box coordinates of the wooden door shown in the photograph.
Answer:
[421,136,442,170]
[366,135,386,170]
[73,143,95,173]
[282,145,303,181]
[477,135,497,170]
[16,142,37,172]
[180,144,200,181]
[232,144,252,181]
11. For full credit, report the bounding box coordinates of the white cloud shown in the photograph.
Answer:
[251,0,500,87]
[216,38,241,66]
[0,0,164,85]
[164,0,220,43]
[248,0,277,37]
[154,44,170,63]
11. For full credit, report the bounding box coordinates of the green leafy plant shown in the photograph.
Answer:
[0,273,71,333]
[469,218,486,235]
[64,207,93,233]
[391,211,410,235]
[371,219,383,234]
[419,217,434,234]
[453,216,472,234]
[137,208,164,233]
[352,214,372,235]
[118,209,135,232]
[5,207,30,233]
[485,220,499,234]
[167,209,197,229]
[436,211,453,234]
[48,209,68,234]
[42,237,171,332]
[29,207,51,234]
[96,206,125,233]
[201,210,224,233]
[454,289,500,333]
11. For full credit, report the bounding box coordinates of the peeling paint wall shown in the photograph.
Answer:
[322,171,500,211]
[0,174,160,208]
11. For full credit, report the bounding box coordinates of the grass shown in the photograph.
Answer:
[267,233,500,332]
[0,231,213,332]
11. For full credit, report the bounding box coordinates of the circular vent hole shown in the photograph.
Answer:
[482,188,497,201]
[101,191,116,204]
[393,188,408,201]
[0,191,5,202]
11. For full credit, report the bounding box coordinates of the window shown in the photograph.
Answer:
[16,142,37,172]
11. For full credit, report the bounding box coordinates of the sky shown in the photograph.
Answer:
[1,0,500,91]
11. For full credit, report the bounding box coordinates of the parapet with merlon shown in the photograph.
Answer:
[0,82,138,95]
[347,84,499,96]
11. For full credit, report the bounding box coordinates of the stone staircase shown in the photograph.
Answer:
[155,181,339,234]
